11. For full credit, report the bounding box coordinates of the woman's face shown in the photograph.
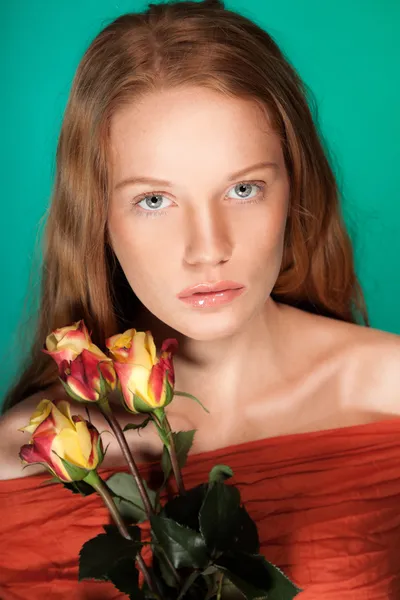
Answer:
[108,86,290,341]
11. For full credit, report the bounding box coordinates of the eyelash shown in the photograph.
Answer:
[130,180,266,218]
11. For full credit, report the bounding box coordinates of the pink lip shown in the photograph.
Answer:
[177,281,245,309]
[178,280,244,298]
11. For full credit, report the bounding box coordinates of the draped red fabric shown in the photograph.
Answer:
[1,417,400,599]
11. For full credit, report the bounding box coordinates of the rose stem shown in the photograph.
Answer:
[84,470,159,597]
[99,401,182,586]
[99,402,154,517]
[153,411,185,496]
[217,572,225,600]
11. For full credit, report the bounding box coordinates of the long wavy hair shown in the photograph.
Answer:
[3,0,369,413]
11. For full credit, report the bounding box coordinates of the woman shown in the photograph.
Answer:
[1,0,400,598]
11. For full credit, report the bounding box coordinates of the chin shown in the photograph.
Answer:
[170,308,252,342]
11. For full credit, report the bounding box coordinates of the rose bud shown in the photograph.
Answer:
[106,329,178,414]
[43,320,117,402]
[19,399,104,482]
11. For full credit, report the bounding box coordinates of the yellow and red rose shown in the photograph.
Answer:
[106,329,178,414]
[19,399,104,482]
[43,320,117,402]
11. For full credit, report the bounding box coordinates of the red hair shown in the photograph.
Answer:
[3,0,368,412]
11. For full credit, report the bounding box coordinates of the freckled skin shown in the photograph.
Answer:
[107,86,290,345]
[3,87,399,481]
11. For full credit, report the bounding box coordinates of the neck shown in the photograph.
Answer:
[134,298,289,411]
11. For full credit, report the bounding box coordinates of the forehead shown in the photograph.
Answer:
[109,87,283,180]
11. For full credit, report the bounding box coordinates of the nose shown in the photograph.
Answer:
[183,202,232,268]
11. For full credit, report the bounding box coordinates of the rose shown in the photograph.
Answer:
[56,349,117,403]
[106,329,178,414]
[43,320,101,367]
[43,320,117,402]
[19,399,104,482]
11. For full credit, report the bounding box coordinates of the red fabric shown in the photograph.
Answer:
[1,417,400,599]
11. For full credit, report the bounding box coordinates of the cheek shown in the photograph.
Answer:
[238,201,288,263]
[107,214,175,299]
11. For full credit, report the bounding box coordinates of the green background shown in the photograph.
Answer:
[1,0,399,406]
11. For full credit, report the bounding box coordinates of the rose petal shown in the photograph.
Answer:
[148,362,167,406]
[30,433,70,481]
[74,420,93,465]
[106,329,136,363]
[65,375,98,401]
[133,331,153,370]
[87,423,101,469]
[53,429,87,469]
[19,399,52,434]
[145,331,157,365]
[99,361,117,388]
[160,338,179,356]
[49,401,75,432]
[19,443,47,465]
[42,347,78,369]
[80,349,104,387]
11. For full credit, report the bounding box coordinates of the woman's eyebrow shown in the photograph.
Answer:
[114,160,279,191]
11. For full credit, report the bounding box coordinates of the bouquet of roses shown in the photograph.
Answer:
[18,320,302,599]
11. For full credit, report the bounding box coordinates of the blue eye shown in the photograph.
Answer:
[227,181,264,201]
[135,193,173,212]
[131,180,265,217]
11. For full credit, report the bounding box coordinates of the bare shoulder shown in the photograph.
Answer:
[337,319,400,415]
[0,383,162,481]
[0,383,67,480]
[280,302,400,415]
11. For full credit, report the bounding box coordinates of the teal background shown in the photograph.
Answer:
[1,0,399,406]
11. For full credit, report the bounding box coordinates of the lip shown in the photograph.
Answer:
[177,281,245,309]
[177,280,245,298]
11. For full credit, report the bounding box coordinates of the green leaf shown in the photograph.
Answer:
[103,524,142,540]
[160,430,196,483]
[215,553,302,599]
[256,560,302,599]
[219,576,243,598]
[201,565,220,600]
[161,483,208,531]
[152,544,180,589]
[79,531,143,582]
[106,472,156,523]
[199,482,241,555]
[150,514,209,570]
[39,476,60,488]
[62,479,96,496]
[112,497,147,523]
[202,565,219,576]
[208,464,234,483]
[232,507,260,555]
[123,416,152,432]
[176,571,201,600]
[174,430,196,470]
[107,556,144,598]
[215,553,271,599]
[173,390,210,413]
